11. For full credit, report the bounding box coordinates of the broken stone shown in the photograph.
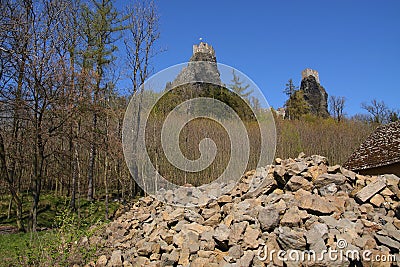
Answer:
[355,177,386,203]
[286,161,308,175]
[96,255,108,267]
[285,175,313,191]
[370,194,385,207]
[109,250,123,267]
[374,234,400,251]
[228,244,243,259]
[281,206,302,227]
[277,227,306,250]
[314,173,346,188]
[295,189,336,214]
[243,224,260,249]
[258,205,280,231]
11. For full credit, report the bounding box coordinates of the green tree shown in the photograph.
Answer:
[229,70,253,101]
[283,78,297,98]
[389,110,399,122]
[80,0,125,201]
[283,79,298,119]
[286,90,310,120]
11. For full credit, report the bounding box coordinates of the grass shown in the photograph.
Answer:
[0,193,122,266]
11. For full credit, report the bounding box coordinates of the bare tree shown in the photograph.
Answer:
[124,0,161,196]
[329,95,346,122]
[361,99,390,124]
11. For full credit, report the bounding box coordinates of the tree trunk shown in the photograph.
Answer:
[0,133,25,232]
[87,113,97,201]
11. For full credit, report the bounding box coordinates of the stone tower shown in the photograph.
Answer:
[300,68,329,117]
[190,42,217,63]
[301,68,320,84]
[193,42,215,56]
[171,41,221,87]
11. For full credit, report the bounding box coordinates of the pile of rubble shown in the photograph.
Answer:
[79,154,400,267]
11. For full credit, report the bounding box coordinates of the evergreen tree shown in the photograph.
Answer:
[283,78,297,98]
[283,79,298,120]
[81,0,125,201]
[229,70,253,102]
[286,90,310,120]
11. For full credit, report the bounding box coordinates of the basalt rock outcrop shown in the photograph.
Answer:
[300,75,329,118]
[77,154,400,267]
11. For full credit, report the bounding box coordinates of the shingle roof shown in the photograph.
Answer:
[343,121,400,171]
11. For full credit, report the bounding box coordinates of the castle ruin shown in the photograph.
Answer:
[193,42,215,57]
[301,68,320,84]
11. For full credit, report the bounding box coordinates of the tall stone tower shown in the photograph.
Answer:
[190,42,217,63]
[300,68,329,118]
[171,41,221,86]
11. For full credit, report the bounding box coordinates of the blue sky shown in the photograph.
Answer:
[132,0,400,115]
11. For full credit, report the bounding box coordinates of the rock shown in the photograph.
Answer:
[237,250,254,267]
[217,195,232,204]
[381,223,400,242]
[340,167,356,181]
[258,205,280,231]
[183,230,200,253]
[130,257,149,267]
[213,223,229,242]
[295,189,336,214]
[184,209,204,224]
[228,245,243,259]
[286,161,308,175]
[178,248,190,266]
[313,173,346,188]
[374,234,400,250]
[281,206,301,227]
[204,213,221,226]
[311,155,328,165]
[96,255,108,267]
[305,223,328,253]
[243,224,260,249]
[262,233,284,266]
[318,183,338,196]
[356,177,386,203]
[229,221,248,245]
[385,174,400,198]
[181,222,212,235]
[201,204,219,220]
[109,250,123,267]
[277,227,306,250]
[370,194,385,207]
[285,176,313,191]
[190,257,211,267]
[136,242,160,256]
[327,164,341,173]
[242,176,276,200]
[300,73,329,117]
[161,248,180,265]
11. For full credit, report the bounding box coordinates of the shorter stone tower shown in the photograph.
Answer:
[301,68,320,84]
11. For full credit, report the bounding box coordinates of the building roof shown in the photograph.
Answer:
[343,121,400,171]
